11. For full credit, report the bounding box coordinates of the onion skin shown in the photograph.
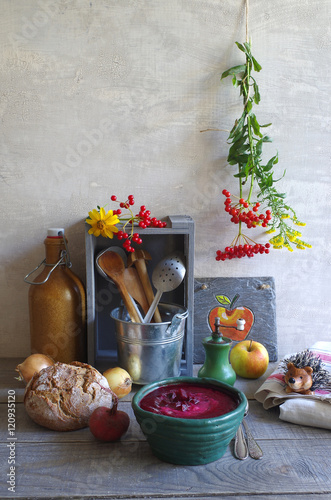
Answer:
[15,354,55,383]
[103,367,132,399]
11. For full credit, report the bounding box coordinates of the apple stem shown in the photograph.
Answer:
[248,339,253,352]
[230,294,240,309]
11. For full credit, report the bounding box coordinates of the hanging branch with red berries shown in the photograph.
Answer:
[214,27,310,261]
[86,194,166,253]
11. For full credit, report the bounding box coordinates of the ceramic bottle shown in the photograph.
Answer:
[25,228,86,363]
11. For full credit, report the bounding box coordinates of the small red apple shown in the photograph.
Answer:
[208,294,254,341]
[230,340,269,379]
[89,407,130,442]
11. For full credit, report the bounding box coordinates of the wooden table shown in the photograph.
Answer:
[1,358,330,499]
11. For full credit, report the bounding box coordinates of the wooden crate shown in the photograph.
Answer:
[85,215,195,375]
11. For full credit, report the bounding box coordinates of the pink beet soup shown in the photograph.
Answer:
[139,383,239,419]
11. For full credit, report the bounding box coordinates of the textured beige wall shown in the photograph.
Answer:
[1,0,330,358]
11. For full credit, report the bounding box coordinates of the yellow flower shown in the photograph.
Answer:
[86,207,120,238]
[293,219,306,226]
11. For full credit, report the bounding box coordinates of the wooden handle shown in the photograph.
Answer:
[134,259,162,323]
[116,278,141,323]
[124,267,150,315]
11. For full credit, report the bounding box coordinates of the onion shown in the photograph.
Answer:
[15,354,55,383]
[103,367,132,399]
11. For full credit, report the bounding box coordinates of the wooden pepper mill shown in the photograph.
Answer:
[24,228,86,363]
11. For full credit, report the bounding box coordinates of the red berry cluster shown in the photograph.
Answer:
[222,190,272,228]
[216,242,270,261]
[110,194,167,252]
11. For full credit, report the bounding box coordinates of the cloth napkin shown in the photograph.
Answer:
[255,341,331,430]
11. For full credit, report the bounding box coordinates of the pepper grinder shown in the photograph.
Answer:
[198,317,236,386]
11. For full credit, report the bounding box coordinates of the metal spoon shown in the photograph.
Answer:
[234,404,249,460]
[234,404,263,460]
[242,416,263,460]
[143,252,186,324]
[234,421,248,460]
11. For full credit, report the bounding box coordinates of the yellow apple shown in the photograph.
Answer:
[230,340,269,379]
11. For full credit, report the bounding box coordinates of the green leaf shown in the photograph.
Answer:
[252,56,262,72]
[273,170,286,183]
[265,174,273,187]
[216,295,230,305]
[244,157,254,178]
[253,82,260,104]
[243,42,252,55]
[260,122,272,128]
[230,133,248,150]
[246,99,253,114]
[221,65,246,79]
[262,135,272,143]
[250,114,262,137]
[256,138,263,156]
[229,153,249,166]
[229,114,245,139]
[234,171,248,178]
[235,42,246,53]
[265,154,279,171]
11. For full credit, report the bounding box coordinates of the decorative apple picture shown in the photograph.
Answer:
[229,340,269,379]
[208,293,254,341]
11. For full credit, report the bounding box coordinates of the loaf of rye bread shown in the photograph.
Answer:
[24,361,117,431]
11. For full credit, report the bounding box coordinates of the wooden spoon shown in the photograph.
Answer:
[98,251,141,323]
[124,267,150,316]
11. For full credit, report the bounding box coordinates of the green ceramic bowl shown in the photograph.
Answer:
[132,376,247,465]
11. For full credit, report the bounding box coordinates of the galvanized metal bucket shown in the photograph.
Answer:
[110,303,188,385]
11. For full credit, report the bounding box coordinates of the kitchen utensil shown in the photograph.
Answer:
[143,252,186,324]
[96,248,144,321]
[234,404,248,460]
[97,251,141,323]
[127,249,162,323]
[242,416,263,459]
[234,422,248,460]
[123,267,150,315]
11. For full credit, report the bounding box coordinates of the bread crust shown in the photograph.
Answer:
[24,361,118,431]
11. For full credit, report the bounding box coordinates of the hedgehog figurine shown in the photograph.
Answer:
[280,349,331,395]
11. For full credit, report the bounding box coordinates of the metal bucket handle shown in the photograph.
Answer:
[165,309,189,337]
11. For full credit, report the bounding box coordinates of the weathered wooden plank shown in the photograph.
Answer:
[0,494,330,500]
[2,400,330,451]
[1,399,330,445]
[0,439,330,499]
[0,401,145,443]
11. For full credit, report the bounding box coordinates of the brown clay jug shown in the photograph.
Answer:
[25,228,86,363]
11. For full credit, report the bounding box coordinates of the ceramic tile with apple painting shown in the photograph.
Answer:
[208,293,254,341]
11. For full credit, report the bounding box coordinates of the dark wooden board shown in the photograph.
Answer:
[1,437,330,498]
[194,277,278,362]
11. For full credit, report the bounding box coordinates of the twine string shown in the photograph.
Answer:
[246,0,249,43]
